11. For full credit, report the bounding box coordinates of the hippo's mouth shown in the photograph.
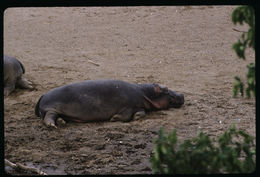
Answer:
[168,90,184,108]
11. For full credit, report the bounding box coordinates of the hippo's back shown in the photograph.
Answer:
[4,55,25,75]
[40,79,140,104]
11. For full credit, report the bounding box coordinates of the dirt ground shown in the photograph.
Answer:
[4,6,255,175]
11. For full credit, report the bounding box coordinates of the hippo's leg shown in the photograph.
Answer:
[133,110,146,120]
[4,81,15,96]
[16,77,33,89]
[43,111,59,128]
[110,108,134,122]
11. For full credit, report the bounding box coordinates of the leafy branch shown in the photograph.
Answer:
[232,6,255,98]
[150,126,255,174]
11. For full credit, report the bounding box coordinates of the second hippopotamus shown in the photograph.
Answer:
[35,79,184,128]
[4,55,33,96]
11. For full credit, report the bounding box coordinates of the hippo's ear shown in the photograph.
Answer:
[153,84,163,93]
[162,87,168,93]
[153,84,168,93]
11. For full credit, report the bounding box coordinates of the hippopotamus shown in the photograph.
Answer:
[4,55,33,96]
[35,79,184,128]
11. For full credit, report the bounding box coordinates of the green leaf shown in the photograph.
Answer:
[233,76,244,97]
[232,41,246,60]
[168,129,177,147]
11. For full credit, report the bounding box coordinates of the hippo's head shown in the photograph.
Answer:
[140,83,184,110]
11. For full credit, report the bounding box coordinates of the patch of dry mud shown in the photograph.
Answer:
[4,6,255,174]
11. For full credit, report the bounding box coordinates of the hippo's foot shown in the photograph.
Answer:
[4,89,12,96]
[43,111,58,128]
[56,118,66,126]
[110,114,125,122]
[17,77,33,89]
[4,85,15,96]
[133,110,146,120]
[43,118,57,128]
[110,108,133,122]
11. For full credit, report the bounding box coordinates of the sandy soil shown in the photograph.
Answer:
[4,6,255,174]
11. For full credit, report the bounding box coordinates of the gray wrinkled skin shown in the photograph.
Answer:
[4,55,33,96]
[35,79,184,128]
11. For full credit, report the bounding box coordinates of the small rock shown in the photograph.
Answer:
[141,166,152,171]
[94,144,105,150]
[134,143,146,149]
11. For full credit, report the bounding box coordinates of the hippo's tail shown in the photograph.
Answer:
[17,59,25,74]
[35,95,43,117]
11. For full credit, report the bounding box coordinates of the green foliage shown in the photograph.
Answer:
[233,76,244,97]
[232,6,255,52]
[246,63,255,98]
[232,6,255,98]
[150,126,255,174]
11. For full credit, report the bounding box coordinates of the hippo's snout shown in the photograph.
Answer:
[168,90,184,108]
[178,93,184,105]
